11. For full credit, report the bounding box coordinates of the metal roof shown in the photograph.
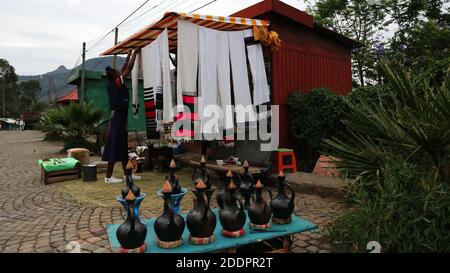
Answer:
[101,12,270,55]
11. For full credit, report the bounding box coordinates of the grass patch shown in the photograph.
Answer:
[52,165,206,216]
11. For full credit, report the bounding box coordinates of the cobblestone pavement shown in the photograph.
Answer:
[0,131,347,253]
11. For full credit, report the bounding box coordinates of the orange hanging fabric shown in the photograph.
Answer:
[252,26,281,51]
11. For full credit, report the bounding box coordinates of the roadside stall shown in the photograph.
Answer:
[101,12,280,171]
[101,12,316,254]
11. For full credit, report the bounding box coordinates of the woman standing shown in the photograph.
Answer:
[102,48,141,183]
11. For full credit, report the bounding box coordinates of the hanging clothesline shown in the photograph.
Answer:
[101,12,270,55]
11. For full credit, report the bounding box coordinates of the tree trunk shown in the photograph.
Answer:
[357,60,365,87]
[2,83,5,117]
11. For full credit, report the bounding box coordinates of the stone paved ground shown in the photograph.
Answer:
[0,130,347,253]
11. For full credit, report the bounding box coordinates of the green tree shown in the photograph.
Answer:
[386,1,450,82]
[0,59,18,117]
[17,80,41,113]
[386,0,448,31]
[307,0,389,86]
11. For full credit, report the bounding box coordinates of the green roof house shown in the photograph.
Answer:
[67,70,146,132]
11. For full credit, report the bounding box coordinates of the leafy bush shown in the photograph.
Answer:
[286,88,347,171]
[325,61,450,252]
[327,158,450,252]
[39,102,103,151]
[347,84,392,107]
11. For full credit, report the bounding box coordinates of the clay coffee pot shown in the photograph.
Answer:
[193,155,211,189]
[154,180,186,248]
[218,179,246,237]
[270,171,296,224]
[116,172,147,251]
[167,159,182,194]
[186,179,217,244]
[121,169,141,198]
[216,169,233,208]
[248,180,273,228]
[157,159,187,214]
[238,160,255,210]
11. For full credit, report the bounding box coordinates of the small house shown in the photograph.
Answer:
[67,70,146,132]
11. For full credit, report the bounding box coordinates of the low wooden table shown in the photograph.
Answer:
[107,208,317,253]
[175,153,261,175]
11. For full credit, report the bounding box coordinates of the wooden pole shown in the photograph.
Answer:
[113,28,119,69]
[80,42,86,103]
[1,82,5,117]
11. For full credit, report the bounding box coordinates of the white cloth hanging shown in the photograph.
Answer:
[228,30,256,127]
[158,29,174,125]
[243,29,270,106]
[141,29,173,135]
[148,37,164,133]
[141,43,158,138]
[217,31,234,141]
[176,19,199,111]
[131,52,141,119]
[198,26,220,136]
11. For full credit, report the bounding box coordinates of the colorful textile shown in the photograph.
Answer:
[141,29,173,138]
[252,26,281,51]
[111,243,147,253]
[175,95,198,138]
[38,158,79,173]
[189,234,216,245]
[221,228,245,238]
[141,41,159,139]
[156,238,183,249]
[249,222,271,229]
[102,12,269,55]
[176,19,199,110]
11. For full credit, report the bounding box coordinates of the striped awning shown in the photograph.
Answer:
[101,12,270,55]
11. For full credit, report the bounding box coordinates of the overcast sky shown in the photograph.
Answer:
[0,0,308,76]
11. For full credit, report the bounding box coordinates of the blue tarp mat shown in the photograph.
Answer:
[107,208,317,253]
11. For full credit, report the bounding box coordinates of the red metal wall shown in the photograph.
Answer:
[260,12,353,148]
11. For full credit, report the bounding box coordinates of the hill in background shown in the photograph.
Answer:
[19,56,125,102]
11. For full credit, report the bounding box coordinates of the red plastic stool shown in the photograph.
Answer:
[275,148,297,173]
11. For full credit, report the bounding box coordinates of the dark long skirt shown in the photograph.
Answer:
[102,109,128,162]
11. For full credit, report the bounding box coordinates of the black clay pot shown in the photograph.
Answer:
[116,188,147,249]
[270,173,295,220]
[216,170,233,209]
[154,190,185,242]
[248,181,272,225]
[168,159,182,194]
[218,181,246,232]
[193,155,211,189]
[121,174,141,199]
[187,187,216,238]
[238,161,254,210]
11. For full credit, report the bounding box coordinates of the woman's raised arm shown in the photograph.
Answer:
[120,48,141,78]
